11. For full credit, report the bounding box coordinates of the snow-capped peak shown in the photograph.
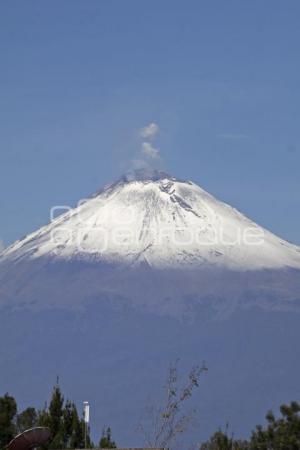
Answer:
[117,168,177,183]
[2,171,300,271]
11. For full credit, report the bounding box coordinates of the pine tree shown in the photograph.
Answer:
[99,427,116,449]
[45,382,65,449]
[36,383,91,449]
[37,402,51,428]
[200,428,249,449]
[250,401,300,449]
[200,401,300,449]
[62,400,74,448]
[49,384,64,437]
[17,407,37,433]
[0,394,17,450]
[69,404,85,449]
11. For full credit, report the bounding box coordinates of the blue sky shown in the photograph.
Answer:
[0,0,300,246]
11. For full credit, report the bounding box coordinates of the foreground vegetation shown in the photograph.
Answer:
[0,383,116,450]
[0,380,299,449]
[200,401,300,449]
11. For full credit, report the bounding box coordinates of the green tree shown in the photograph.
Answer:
[49,384,64,438]
[99,427,116,449]
[17,407,37,433]
[62,400,74,448]
[0,393,17,450]
[37,402,50,428]
[200,401,300,450]
[46,383,69,449]
[200,427,249,450]
[0,385,95,450]
[36,384,91,449]
[250,401,300,450]
[69,404,85,449]
[37,383,65,449]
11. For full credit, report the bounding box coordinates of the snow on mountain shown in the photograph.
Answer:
[2,169,300,271]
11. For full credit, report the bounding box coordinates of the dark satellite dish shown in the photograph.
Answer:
[6,427,51,450]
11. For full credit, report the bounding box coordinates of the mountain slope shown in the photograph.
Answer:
[2,169,300,270]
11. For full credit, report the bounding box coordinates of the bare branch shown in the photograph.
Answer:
[138,361,208,449]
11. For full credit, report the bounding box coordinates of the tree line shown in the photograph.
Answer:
[200,401,300,449]
[1,376,299,449]
[0,383,116,450]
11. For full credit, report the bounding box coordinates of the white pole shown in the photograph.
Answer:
[83,401,90,448]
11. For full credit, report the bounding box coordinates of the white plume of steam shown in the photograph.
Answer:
[139,122,159,139]
[139,122,161,161]
[141,142,160,159]
[126,122,162,174]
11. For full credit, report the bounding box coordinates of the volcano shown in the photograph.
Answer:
[0,169,299,447]
[1,169,300,314]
